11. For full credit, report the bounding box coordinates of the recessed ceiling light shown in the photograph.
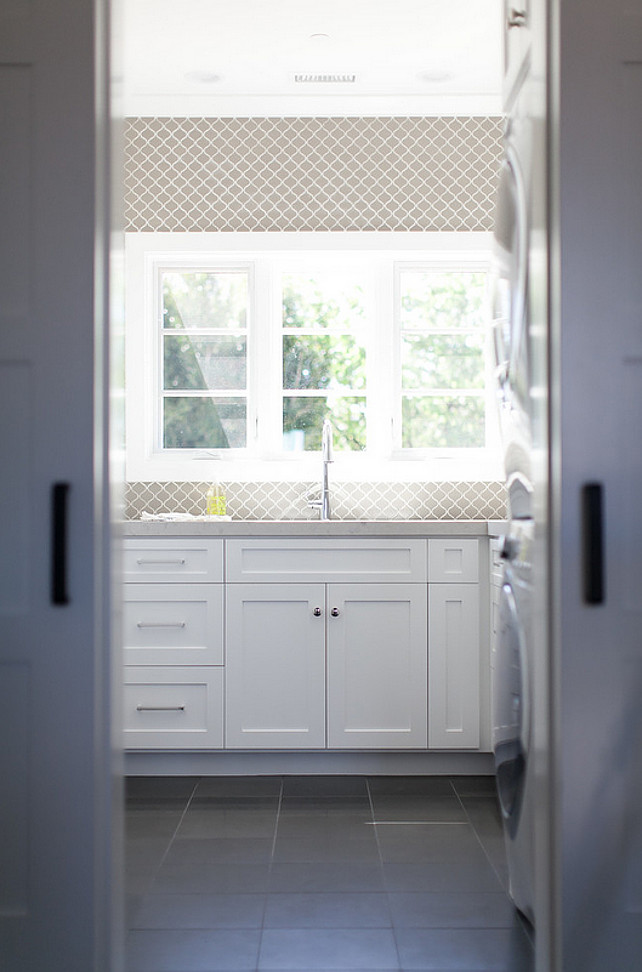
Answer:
[184,70,222,84]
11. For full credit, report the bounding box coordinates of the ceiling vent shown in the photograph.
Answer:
[294,73,356,83]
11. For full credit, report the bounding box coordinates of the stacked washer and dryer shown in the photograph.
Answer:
[489,4,536,927]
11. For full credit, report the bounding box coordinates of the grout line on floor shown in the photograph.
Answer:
[365,777,402,971]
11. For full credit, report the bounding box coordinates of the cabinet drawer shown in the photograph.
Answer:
[123,585,223,666]
[123,667,223,749]
[428,539,479,583]
[226,539,427,583]
[123,539,223,583]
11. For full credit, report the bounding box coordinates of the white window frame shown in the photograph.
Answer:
[392,259,497,457]
[125,232,501,483]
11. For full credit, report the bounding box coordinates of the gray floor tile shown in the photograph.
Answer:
[193,776,282,799]
[396,926,534,970]
[177,808,278,839]
[388,892,517,928]
[276,811,374,840]
[126,777,198,811]
[258,928,399,970]
[376,824,485,863]
[368,777,455,797]
[269,862,386,893]
[126,928,261,971]
[272,835,380,864]
[164,837,273,865]
[371,797,467,823]
[152,862,271,894]
[459,798,504,839]
[279,795,372,812]
[126,836,174,870]
[130,892,266,929]
[281,776,368,798]
[263,892,392,928]
[126,809,184,839]
[383,860,504,894]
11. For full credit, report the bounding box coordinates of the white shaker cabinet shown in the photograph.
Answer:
[122,538,224,749]
[225,580,427,750]
[428,539,481,749]
[225,539,428,751]
[326,583,427,749]
[225,584,326,749]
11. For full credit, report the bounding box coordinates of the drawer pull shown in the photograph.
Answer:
[135,558,186,566]
[136,621,186,629]
[136,704,186,712]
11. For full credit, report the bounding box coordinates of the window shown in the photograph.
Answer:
[160,268,249,449]
[397,268,488,449]
[281,271,368,453]
[125,234,499,481]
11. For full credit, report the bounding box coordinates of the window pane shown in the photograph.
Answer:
[401,334,485,390]
[402,395,485,448]
[400,271,486,330]
[282,273,366,330]
[283,396,366,452]
[283,335,366,391]
[162,271,248,329]
[163,397,246,449]
[164,336,247,390]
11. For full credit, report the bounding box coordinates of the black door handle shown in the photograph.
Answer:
[51,482,70,605]
[581,482,604,605]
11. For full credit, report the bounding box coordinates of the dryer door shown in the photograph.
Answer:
[490,144,529,418]
[493,578,529,838]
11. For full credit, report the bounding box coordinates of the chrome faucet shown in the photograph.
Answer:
[307,418,333,520]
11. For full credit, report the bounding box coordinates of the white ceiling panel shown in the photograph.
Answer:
[123,0,503,116]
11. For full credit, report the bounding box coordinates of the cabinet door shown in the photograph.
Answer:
[429,584,480,749]
[327,584,427,749]
[225,584,326,749]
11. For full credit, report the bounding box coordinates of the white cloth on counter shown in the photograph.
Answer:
[140,512,231,521]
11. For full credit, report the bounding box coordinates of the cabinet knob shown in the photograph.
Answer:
[330,607,340,617]
[313,607,322,617]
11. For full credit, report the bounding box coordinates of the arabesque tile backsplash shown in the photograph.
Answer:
[124,116,506,522]
[125,480,507,521]
[124,115,502,233]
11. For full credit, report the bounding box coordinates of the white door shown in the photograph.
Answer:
[550,0,642,967]
[225,584,326,748]
[0,1,118,970]
[327,583,427,749]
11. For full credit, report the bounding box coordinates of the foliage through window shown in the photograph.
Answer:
[398,270,487,449]
[282,272,367,452]
[142,250,492,467]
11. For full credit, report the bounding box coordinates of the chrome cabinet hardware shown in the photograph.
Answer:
[136,704,185,712]
[136,621,186,628]
[330,607,340,617]
[313,607,323,617]
[136,557,186,565]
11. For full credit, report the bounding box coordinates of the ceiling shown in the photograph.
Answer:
[122,0,503,116]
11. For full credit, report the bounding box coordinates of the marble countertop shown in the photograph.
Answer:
[122,518,507,538]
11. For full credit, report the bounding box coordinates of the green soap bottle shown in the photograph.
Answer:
[205,478,226,517]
